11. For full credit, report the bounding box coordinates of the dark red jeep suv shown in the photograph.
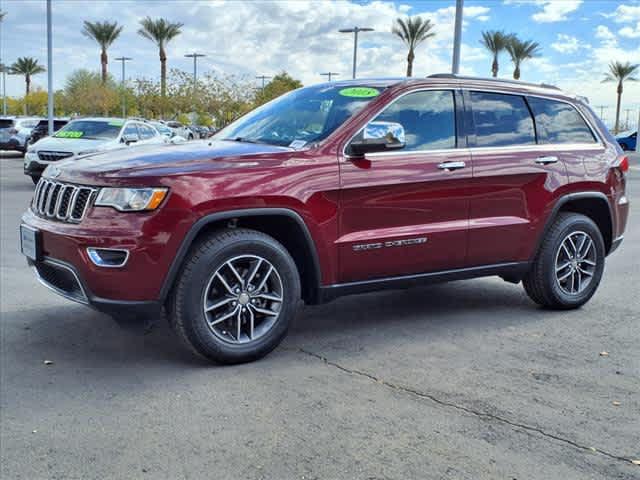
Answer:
[20,75,630,363]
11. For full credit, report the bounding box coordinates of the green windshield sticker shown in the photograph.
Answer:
[55,130,84,138]
[339,87,380,98]
[108,120,124,126]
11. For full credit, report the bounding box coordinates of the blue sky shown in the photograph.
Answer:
[1,0,639,126]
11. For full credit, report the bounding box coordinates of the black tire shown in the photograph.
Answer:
[523,213,605,309]
[31,176,40,185]
[170,228,300,364]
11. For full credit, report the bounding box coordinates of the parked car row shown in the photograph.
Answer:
[1,116,217,155]
[23,117,186,184]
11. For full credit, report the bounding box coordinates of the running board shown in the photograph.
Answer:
[318,262,530,303]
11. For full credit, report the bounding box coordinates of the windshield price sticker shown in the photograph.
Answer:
[55,131,84,138]
[339,87,380,98]
[108,120,124,127]
[289,140,307,149]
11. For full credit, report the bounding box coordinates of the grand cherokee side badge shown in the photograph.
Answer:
[353,237,427,252]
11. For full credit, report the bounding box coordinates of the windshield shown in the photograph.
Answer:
[54,120,123,140]
[218,84,383,147]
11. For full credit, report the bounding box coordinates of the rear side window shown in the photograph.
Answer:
[527,97,596,144]
[0,119,15,129]
[373,90,456,151]
[470,92,535,147]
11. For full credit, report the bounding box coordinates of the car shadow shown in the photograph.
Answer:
[4,277,553,372]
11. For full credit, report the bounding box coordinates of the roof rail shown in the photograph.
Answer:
[427,73,561,91]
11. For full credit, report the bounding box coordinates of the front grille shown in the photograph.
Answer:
[32,179,96,223]
[33,260,87,303]
[37,151,74,162]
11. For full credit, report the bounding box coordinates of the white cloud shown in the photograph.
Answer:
[595,25,617,46]
[531,1,583,23]
[609,4,640,23]
[619,22,640,38]
[551,34,588,54]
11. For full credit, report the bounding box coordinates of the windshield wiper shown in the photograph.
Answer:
[226,136,264,144]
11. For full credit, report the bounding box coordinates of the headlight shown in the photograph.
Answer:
[77,149,99,156]
[95,187,168,212]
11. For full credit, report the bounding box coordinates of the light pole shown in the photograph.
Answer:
[339,27,374,79]
[185,53,205,88]
[0,9,6,115]
[46,0,53,135]
[256,75,271,90]
[636,109,640,153]
[115,56,132,118]
[452,0,464,74]
[321,72,340,82]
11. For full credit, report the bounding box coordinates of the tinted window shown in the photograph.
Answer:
[138,124,155,140]
[373,90,456,151]
[0,119,14,129]
[527,97,596,144]
[470,92,535,147]
[123,123,139,138]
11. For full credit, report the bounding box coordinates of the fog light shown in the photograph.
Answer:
[86,248,129,268]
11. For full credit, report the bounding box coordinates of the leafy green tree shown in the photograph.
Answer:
[480,30,513,78]
[505,37,541,80]
[603,61,639,133]
[9,57,45,98]
[255,72,302,105]
[392,16,436,77]
[81,20,124,83]
[62,69,119,116]
[137,17,183,98]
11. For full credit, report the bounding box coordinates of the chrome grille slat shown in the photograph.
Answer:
[32,179,95,223]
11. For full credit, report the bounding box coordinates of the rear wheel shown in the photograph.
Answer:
[523,213,605,309]
[170,228,300,364]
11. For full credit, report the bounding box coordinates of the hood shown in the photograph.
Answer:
[31,136,114,154]
[50,140,294,183]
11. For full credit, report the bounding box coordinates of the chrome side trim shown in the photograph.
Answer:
[86,248,130,268]
[32,257,89,305]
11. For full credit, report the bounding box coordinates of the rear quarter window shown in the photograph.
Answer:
[527,97,596,144]
[470,91,536,147]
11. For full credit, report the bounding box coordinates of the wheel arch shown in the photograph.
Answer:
[159,208,323,305]
[534,192,613,260]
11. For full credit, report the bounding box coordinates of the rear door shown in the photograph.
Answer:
[465,90,599,266]
[338,89,472,282]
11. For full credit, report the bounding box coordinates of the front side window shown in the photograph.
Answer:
[527,97,596,144]
[369,90,456,151]
[470,92,535,147]
[122,123,139,138]
[138,124,155,140]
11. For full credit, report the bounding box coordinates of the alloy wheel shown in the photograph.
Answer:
[202,255,284,344]
[554,231,597,295]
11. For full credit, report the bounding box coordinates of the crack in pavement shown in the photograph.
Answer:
[293,347,636,467]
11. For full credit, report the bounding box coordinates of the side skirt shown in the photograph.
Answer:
[318,262,531,303]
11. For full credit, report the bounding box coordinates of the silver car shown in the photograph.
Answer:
[0,117,42,153]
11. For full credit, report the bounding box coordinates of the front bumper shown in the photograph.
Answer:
[28,256,161,319]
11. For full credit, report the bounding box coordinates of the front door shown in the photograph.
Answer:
[338,89,472,283]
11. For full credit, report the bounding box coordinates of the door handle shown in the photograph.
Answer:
[535,156,559,165]
[437,161,466,171]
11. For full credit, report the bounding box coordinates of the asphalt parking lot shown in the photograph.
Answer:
[1,151,639,480]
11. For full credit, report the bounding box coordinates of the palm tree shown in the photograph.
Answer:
[81,20,123,83]
[392,16,436,77]
[480,30,512,78]
[505,37,541,80]
[602,61,639,134]
[9,57,45,97]
[138,17,183,97]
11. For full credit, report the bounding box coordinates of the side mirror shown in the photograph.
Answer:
[121,133,139,145]
[348,121,406,157]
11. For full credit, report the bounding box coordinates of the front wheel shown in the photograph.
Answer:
[523,213,605,309]
[170,228,301,364]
